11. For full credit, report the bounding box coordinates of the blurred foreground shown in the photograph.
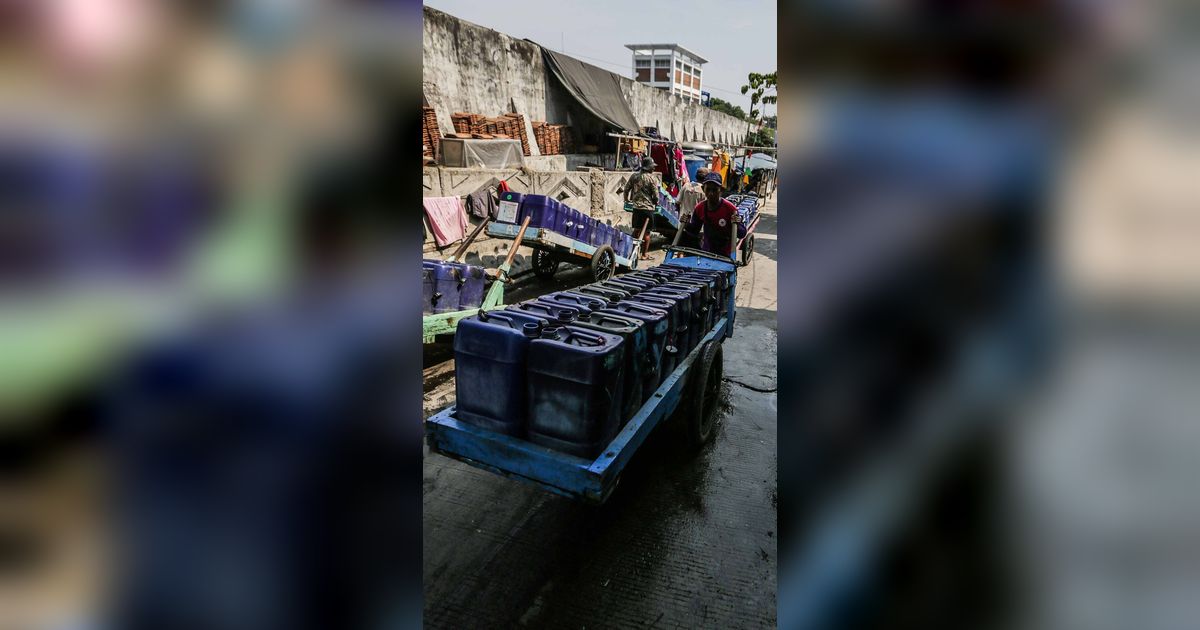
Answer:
[778,0,1200,628]
[1,2,422,629]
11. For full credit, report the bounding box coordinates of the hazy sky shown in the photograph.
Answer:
[424,0,777,118]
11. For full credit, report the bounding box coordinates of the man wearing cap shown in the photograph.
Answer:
[684,172,745,257]
[623,156,659,260]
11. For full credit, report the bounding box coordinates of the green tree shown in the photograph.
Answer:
[762,115,777,129]
[740,71,777,141]
[745,127,774,147]
[707,97,746,120]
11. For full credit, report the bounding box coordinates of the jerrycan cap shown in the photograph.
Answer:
[556,309,575,323]
[541,326,563,339]
[522,323,541,338]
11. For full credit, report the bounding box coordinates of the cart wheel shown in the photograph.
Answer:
[532,249,558,280]
[676,340,724,449]
[591,245,616,282]
[741,234,755,264]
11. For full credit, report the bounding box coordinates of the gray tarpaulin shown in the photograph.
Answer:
[538,46,641,133]
[439,138,525,169]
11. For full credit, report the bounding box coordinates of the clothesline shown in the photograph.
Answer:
[712,143,779,152]
[605,132,778,153]
[606,132,677,145]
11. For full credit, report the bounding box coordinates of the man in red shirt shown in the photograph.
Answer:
[684,173,744,257]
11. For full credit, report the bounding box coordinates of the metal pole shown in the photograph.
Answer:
[731,210,739,263]
[448,215,490,262]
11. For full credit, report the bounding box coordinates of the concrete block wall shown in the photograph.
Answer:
[422,7,548,136]
[423,6,750,153]
[423,167,658,273]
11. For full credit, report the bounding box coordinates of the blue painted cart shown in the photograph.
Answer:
[724,193,763,263]
[486,220,641,283]
[425,243,743,503]
[623,201,681,236]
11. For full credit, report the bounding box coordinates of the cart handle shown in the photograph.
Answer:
[665,245,738,264]
[730,214,739,265]
[501,216,533,274]
[448,215,490,263]
[634,217,651,259]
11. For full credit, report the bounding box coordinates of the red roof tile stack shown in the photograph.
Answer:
[422,106,441,160]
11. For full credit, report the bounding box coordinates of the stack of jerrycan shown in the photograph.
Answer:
[518,195,560,232]
[450,262,734,460]
[453,298,627,459]
[555,205,581,241]
[422,259,486,314]
[453,309,546,435]
[538,293,649,422]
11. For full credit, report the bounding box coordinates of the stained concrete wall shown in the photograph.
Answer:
[621,80,754,146]
[423,166,656,273]
[423,6,750,151]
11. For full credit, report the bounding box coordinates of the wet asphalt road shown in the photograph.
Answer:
[422,199,778,628]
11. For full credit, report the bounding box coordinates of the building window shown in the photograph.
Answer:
[675,70,682,84]
[635,59,650,68]
[655,68,669,82]
[636,68,650,81]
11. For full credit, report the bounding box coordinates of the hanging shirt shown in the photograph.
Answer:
[677,181,705,221]
[465,190,496,220]
[423,196,468,247]
[650,143,670,175]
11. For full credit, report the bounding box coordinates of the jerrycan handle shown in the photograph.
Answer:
[564,328,606,347]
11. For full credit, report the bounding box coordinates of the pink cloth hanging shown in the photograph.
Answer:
[673,146,686,179]
[423,196,469,247]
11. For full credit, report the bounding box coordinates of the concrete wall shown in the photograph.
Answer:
[621,80,752,146]
[423,166,656,273]
[422,7,549,135]
[423,6,750,150]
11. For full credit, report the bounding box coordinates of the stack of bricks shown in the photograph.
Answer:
[532,122,574,155]
[422,106,441,161]
[503,114,532,155]
[450,112,482,135]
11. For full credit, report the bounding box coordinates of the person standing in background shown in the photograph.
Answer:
[678,166,709,222]
[623,156,659,260]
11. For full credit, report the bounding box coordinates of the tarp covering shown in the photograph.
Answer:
[539,46,641,133]
[733,152,779,171]
[440,138,525,169]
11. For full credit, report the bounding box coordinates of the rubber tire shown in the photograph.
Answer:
[532,249,558,280]
[741,234,755,264]
[591,245,616,282]
[674,340,724,450]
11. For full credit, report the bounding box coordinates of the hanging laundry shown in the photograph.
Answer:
[423,196,468,247]
[466,190,496,220]
[650,143,674,185]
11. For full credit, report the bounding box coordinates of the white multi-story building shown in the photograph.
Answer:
[625,44,706,103]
